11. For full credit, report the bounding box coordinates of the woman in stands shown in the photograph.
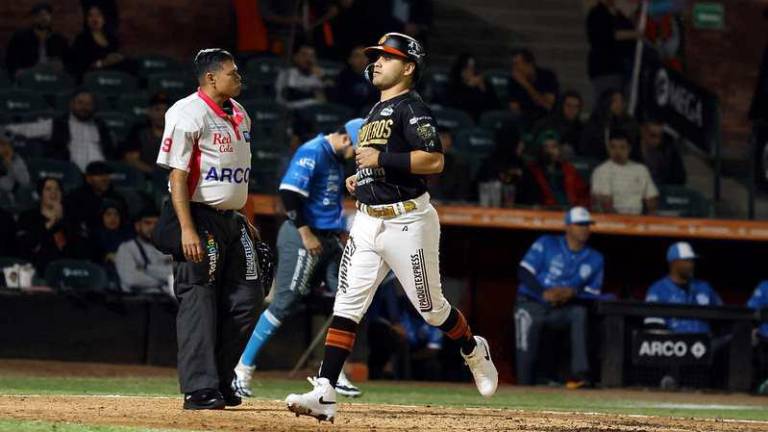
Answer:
[578,89,640,160]
[16,177,88,272]
[446,53,498,120]
[67,5,127,81]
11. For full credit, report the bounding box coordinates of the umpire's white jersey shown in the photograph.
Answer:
[334,192,451,327]
[156,89,252,210]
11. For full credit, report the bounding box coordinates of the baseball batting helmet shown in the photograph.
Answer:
[363,32,426,83]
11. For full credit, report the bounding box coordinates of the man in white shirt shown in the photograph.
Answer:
[275,44,327,109]
[115,208,172,294]
[591,129,658,215]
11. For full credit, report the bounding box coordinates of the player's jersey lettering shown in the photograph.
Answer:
[357,119,393,147]
[356,167,385,186]
[411,249,433,312]
[205,167,250,183]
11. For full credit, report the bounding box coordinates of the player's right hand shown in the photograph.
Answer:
[345,175,357,195]
[181,228,204,263]
[299,227,323,256]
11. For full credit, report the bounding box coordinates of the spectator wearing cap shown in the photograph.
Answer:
[644,242,722,334]
[4,2,69,78]
[64,161,127,237]
[0,133,31,205]
[518,130,589,209]
[115,207,172,294]
[5,88,115,171]
[591,128,658,215]
[122,92,169,174]
[515,207,604,389]
[17,177,88,271]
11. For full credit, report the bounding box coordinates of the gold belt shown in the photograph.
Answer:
[356,200,417,219]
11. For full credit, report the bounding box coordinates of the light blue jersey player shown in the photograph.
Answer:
[644,242,722,334]
[232,119,364,398]
[748,281,768,339]
[514,207,604,388]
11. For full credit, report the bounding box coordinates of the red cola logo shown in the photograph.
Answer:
[213,133,234,152]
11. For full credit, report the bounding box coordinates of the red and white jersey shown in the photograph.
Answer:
[157,89,253,210]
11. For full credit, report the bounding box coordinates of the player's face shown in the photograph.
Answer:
[340,135,355,159]
[672,259,695,280]
[566,223,591,244]
[371,53,414,90]
[212,60,242,98]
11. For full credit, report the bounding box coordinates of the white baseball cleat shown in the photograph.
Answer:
[335,370,362,398]
[285,377,336,423]
[461,335,498,398]
[231,361,254,398]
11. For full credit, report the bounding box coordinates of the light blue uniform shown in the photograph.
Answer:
[747,281,768,339]
[645,276,722,334]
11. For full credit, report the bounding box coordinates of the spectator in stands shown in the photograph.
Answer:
[4,89,115,171]
[122,92,169,174]
[585,0,640,102]
[591,129,658,215]
[333,46,378,114]
[65,161,127,238]
[515,207,604,389]
[640,119,686,186]
[532,91,584,158]
[476,129,524,207]
[368,275,443,381]
[5,2,69,78]
[446,53,498,120]
[518,130,589,209]
[427,128,473,203]
[92,199,133,266]
[0,134,31,205]
[275,44,327,109]
[67,4,126,80]
[506,49,559,126]
[579,89,639,160]
[115,207,172,294]
[645,242,722,333]
[17,177,88,271]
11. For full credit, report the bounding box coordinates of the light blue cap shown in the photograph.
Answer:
[666,242,698,262]
[345,118,365,147]
[564,207,594,225]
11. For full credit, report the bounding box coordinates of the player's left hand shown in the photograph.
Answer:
[356,147,380,169]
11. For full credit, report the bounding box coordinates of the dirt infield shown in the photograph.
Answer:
[1,394,767,432]
[1,360,768,432]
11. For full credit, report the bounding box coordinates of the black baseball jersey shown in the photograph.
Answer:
[355,91,442,205]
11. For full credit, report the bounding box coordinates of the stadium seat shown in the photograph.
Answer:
[116,93,150,119]
[296,103,353,135]
[318,60,344,80]
[479,110,520,132]
[0,89,48,114]
[14,109,59,123]
[422,66,450,104]
[570,157,600,182]
[104,161,146,190]
[16,67,74,95]
[484,69,513,104]
[115,187,154,220]
[95,111,134,144]
[146,72,195,100]
[26,158,83,193]
[430,106,474,131]
[51,90,109,112]
[244,57,283,97]
[83,70,137,97]
[658,185,712,218]
[0,72,11,91]
[136,54,182,78]
[44,259,109,293]
[453,127,497,177]
[242,98,286,138]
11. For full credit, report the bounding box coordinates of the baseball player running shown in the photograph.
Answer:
[152,49,264,410]
[231,118,365,399]
[285,33,498,423]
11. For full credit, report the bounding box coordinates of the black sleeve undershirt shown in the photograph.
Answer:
[279,189,307,228]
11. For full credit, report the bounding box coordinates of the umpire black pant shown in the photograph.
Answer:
[153,202,263,394]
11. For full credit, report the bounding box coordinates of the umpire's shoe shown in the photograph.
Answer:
[220,383,243,407]
[285,377,336,423]
[183,388,226,410]
[462,336,498,398]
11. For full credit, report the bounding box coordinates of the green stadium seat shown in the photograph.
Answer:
[115,187,154,220]
[16,67,74,95]
[51,90,110,111]
[116,93,150,119]
[430,106,474,131]
[0,89,48,114]
[484,69,513,104]
[296,103,353,135]
[242,98,285,138]
[136,54,182,78]
[95,111,135,144]
[26,158,83,193]
[422,66,450,104]
[453,127,497,177]
[44,259,109,293]
[83,70,137,97]
[479,110,520,132]
[14,109,59,123]
[244,57,283,97]
[658,185,711,218]
[146,72,195,100]
[104,161,146,190]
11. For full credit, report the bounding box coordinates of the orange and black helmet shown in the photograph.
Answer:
[363,32,426,82]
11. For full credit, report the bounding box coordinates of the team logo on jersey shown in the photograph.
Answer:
[696,293,710,305]
[204,167,250,183]
[213,133,234,152]
[357,119,393,147]
[380,106,394,117]
[416,123,436,141]
[410,248,433,312]
[579,264,592,279]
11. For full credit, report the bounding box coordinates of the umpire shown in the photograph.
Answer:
[232,118,364,398]
[152,48,264,410]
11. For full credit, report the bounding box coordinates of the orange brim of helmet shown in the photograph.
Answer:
[364,45,408,60]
